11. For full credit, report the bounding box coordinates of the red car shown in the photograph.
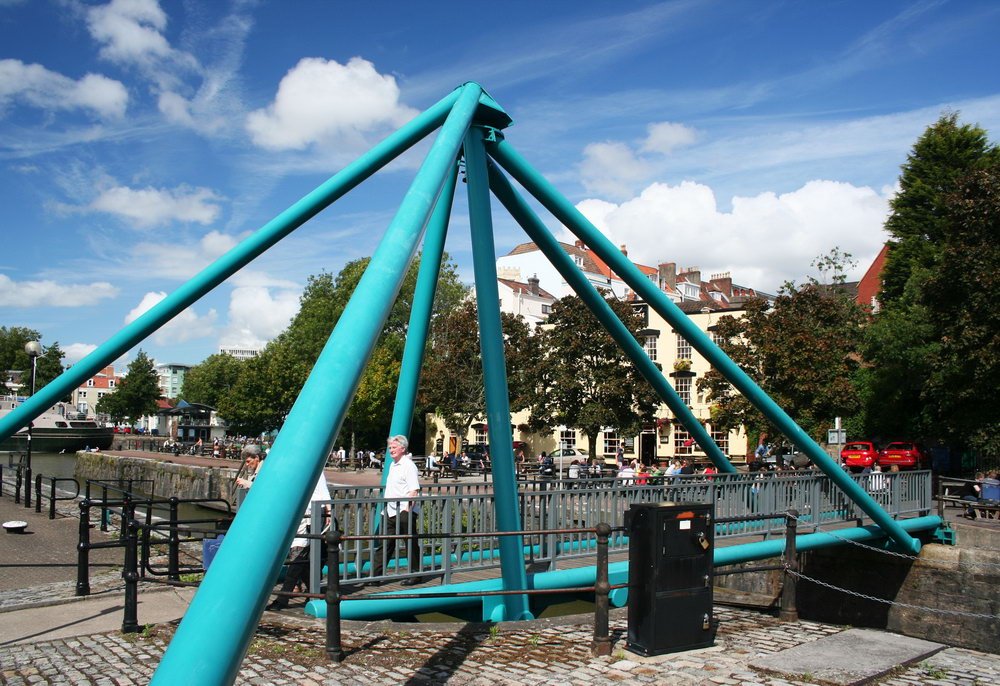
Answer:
[878,442,927,470]
[841,441,878,471]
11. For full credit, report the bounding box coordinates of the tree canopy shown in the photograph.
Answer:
[420,299,537,442]
[211,252,467,445]
[699,251,867,445]
[0,326,67,397]
[863,114,1000,454]
[96,350,161,423]
[528,294,657,457]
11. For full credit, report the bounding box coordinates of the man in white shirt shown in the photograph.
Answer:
[369,434,426,586]
[266,469,330,611]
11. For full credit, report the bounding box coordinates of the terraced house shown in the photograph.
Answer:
[427,241,773,467]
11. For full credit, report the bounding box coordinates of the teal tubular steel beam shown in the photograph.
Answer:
[464,126,532,621]
[487,138,921,555]
[382,160,460,487]
[0,88,465,446]
[486,161,735,473]
[151,83,484,686]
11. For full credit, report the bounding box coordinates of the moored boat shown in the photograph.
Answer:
[0,396,114,453]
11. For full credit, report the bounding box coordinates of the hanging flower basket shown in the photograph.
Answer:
[673,358,692,372]
[655,417,672,433]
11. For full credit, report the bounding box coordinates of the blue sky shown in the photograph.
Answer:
[2,0,999,369]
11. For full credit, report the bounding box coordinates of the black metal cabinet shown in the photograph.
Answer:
[626,501,715,656]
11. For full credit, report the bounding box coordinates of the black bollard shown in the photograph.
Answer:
[780,509,799,622]
[592,522,612,656]
[325,528,344,662]
[122,518,141,633]
[167,497,181,581]
[35,474,42,514]
[77,499,92,596]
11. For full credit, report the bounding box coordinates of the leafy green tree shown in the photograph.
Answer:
[528,294,657,457]
[215,354,283,436]
[864,114,999,446]
[698,253,868,444]
[881,114,1000,308]
[179,353,244,407]
[215,253,467,445]
[420,299,537,444]
[0,327,67,398]
[921,167,1000,457]
[97,351,161,423]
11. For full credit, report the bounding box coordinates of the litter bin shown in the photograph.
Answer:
[202,534,224,571]
[625,501,715,656]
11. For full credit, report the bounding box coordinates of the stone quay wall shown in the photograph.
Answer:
[74,451,239,505]
[713,523,999,654]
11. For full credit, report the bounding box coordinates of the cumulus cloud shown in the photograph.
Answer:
[124,291,217,344]
[0,274,119,307]
[580,142,652,199]
[0,59,128,119]
[217,286,299,350]
[63,343,99,366]
[88,184,222,228]
[246,57,419,151]
[570,179,892,292]
[641,121,698,155]
[86,0,172,65]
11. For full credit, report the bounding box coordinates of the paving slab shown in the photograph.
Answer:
[0,585,196,647]
[750,627,945,685]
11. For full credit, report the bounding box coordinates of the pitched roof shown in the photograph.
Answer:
[497,278,556,300]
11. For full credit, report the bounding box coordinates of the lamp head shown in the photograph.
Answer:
[24,341,43,358]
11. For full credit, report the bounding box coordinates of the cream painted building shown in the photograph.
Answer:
[425,244,773,466]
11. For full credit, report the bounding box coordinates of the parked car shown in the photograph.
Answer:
[877,441,928,470]
[840,441,879,471]
[547,447,590,474]
[761,444,810,469]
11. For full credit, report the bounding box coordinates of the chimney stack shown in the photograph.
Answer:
[658,262,677,289]
[619,243,628,257]
[527,274,540,296]
[574,239,585,249]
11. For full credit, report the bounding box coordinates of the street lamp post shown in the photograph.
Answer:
[23,340,42,508]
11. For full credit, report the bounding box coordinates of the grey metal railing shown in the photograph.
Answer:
[305,470,932,592]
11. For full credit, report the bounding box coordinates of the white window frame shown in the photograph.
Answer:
[559,428,576,451]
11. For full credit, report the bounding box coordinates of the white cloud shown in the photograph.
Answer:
[641,121,698,155]
[124,291,217,344]
[86,0,172,65]
[580,141,652,199]
[0,274,119,307]
[0,59,128,119]
[218,286,299,349]
[63,343,98,366]
[246,57,419,151]
[157,90,194,127]
[570,179,892,292]
[88,184,222,228]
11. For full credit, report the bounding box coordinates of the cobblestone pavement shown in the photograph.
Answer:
[2,606,998,685]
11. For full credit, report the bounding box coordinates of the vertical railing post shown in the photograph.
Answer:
[100,484,110,532]
[35,474,42,513]
[77,499,92,596]
[325,528,343,662]
[168,496,181,581]
[122,516,141,633]
[780,509,799,622]
[592,523,612,657]
[14,466,21,504]
[49,478,57,519]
